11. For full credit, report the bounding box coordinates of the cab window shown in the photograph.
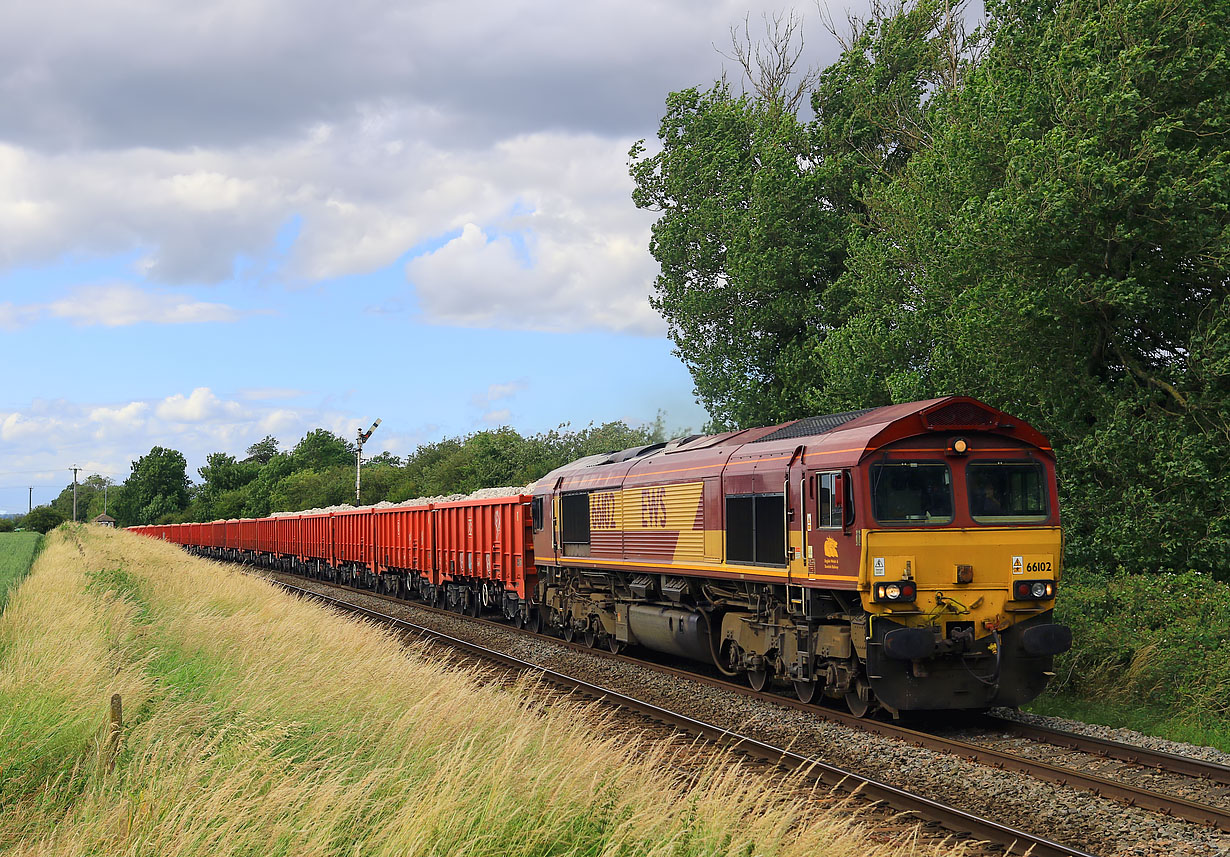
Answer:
[870,462,953,525]
[967,462,1048,523]
[816,472,842,528]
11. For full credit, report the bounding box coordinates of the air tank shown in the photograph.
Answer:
[626,605,713,663]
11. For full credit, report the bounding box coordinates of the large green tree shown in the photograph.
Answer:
[819,0,1230,573]
[114,447,190,526]
[631,83,842,429]
[630,1,969,429]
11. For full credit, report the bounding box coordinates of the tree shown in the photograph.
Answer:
[48,474,111,523]
[292,430,355,471]
[820,0,1230,574]
[22,506,66,534]
[630,3,969,429]
[245,435,280,464]
[114,447,190,526]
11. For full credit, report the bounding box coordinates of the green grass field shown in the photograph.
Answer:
[0,531,41,612]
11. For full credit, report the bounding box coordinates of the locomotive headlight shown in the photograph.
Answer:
[1031,582,1047,598]
[885,584,902,599]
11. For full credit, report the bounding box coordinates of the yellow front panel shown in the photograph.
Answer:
[862,527,1062,638]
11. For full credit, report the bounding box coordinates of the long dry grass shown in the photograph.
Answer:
[0,526,956,857]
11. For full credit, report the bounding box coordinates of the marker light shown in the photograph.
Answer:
[949,437,970,456]
[874,581,917,603]
[1013,580,1057,601]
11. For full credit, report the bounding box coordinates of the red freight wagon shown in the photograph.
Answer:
[256,518,276,555]
[300,513,332,563]
[203,520,222,550]
[434,496,535,598]
[238,518,259,553]
[333,509,374,571]
[273,516,299,558]
[374,505,433,575]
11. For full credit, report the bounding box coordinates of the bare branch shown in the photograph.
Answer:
[717,9,821,114]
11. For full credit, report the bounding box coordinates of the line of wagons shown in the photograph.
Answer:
[129,494,537,619]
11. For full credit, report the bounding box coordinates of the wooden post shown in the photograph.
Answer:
[107,693,122,771]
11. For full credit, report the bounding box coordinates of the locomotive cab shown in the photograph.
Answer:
[849,411,1072,713]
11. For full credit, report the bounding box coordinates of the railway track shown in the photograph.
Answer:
[262,574,1095,857]
[245,565,1230,854]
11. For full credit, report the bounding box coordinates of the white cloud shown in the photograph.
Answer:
[156,387,248,423]
[480,408,511,425]
[0,284,248,329]
[471,381,526,407]
[0,1,871,334]
[47,284,245,326]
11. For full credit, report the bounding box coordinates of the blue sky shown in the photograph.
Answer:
[0,0,886,514]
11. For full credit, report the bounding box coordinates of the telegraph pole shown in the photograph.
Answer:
[71,466,80,522]
[27,487,32,514]
[355,418,382,503]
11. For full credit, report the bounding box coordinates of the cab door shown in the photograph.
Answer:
[806,470,857,583]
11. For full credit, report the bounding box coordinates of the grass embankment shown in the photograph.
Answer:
[0,526,940,857]
[1032,569,1230,752]
[0,531,41,612]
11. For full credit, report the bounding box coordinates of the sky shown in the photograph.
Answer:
[0,0,879,514]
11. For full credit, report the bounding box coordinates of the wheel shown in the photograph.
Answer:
[846,680,873,717]
[607,635,625,654]
[468,595,482,618]
[511,612,524,629]
[526,609,542,634]
[747,669,771,692]
[583,627,597,648]
[793,680,818,704]
[563,622,576,643]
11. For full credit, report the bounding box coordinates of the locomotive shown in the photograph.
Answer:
[133,396,1071,717]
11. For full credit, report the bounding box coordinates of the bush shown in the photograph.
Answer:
[21,506,67,534]
[1052,569,1230,718]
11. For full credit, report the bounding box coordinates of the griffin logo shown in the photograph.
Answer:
[824,538,839,559]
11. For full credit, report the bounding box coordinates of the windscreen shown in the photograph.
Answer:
[870,462,954,525]
[967,462,1048,523]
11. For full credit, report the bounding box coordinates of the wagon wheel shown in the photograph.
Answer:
[845,680,873,718]
[467,593,482,617]
[747,668,771,693]
[607,636,625,655]
[792,680,818,705]
[562,621,576,643]
[583,625,598,648]
[511,611,525,629]
[526,608,542,634]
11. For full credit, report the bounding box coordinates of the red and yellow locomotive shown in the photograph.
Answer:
[528,396,1071,715]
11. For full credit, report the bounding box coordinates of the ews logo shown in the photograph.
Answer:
[641,487,668,528]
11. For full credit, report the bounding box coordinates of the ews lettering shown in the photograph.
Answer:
[641,487,668,528]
